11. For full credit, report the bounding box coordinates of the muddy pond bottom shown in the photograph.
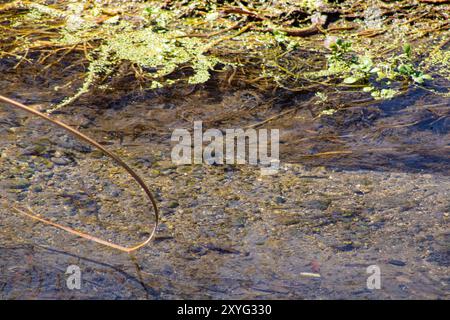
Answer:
[0,161,449,299]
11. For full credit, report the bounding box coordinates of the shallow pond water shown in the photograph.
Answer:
[0,61,449,299]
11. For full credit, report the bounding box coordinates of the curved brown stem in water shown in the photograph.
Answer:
[0,94,159,253]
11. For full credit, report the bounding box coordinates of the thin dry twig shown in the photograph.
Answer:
[244,108,296,129]
[0,94,159,253]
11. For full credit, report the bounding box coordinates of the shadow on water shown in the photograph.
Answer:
[0,244,158,299]
[53,83,447,176]
[278,88,449,174]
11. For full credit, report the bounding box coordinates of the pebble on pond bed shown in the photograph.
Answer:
[388,259,406,267]
[6,178,31,190]
[51,157,71,166]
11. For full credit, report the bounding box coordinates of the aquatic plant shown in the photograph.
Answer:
[1,0,448,110]
[319,39,434,99]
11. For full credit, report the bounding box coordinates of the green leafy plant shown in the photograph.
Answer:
[325,40,432,99]
[51,19,227,110]
[396,44,432,84]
